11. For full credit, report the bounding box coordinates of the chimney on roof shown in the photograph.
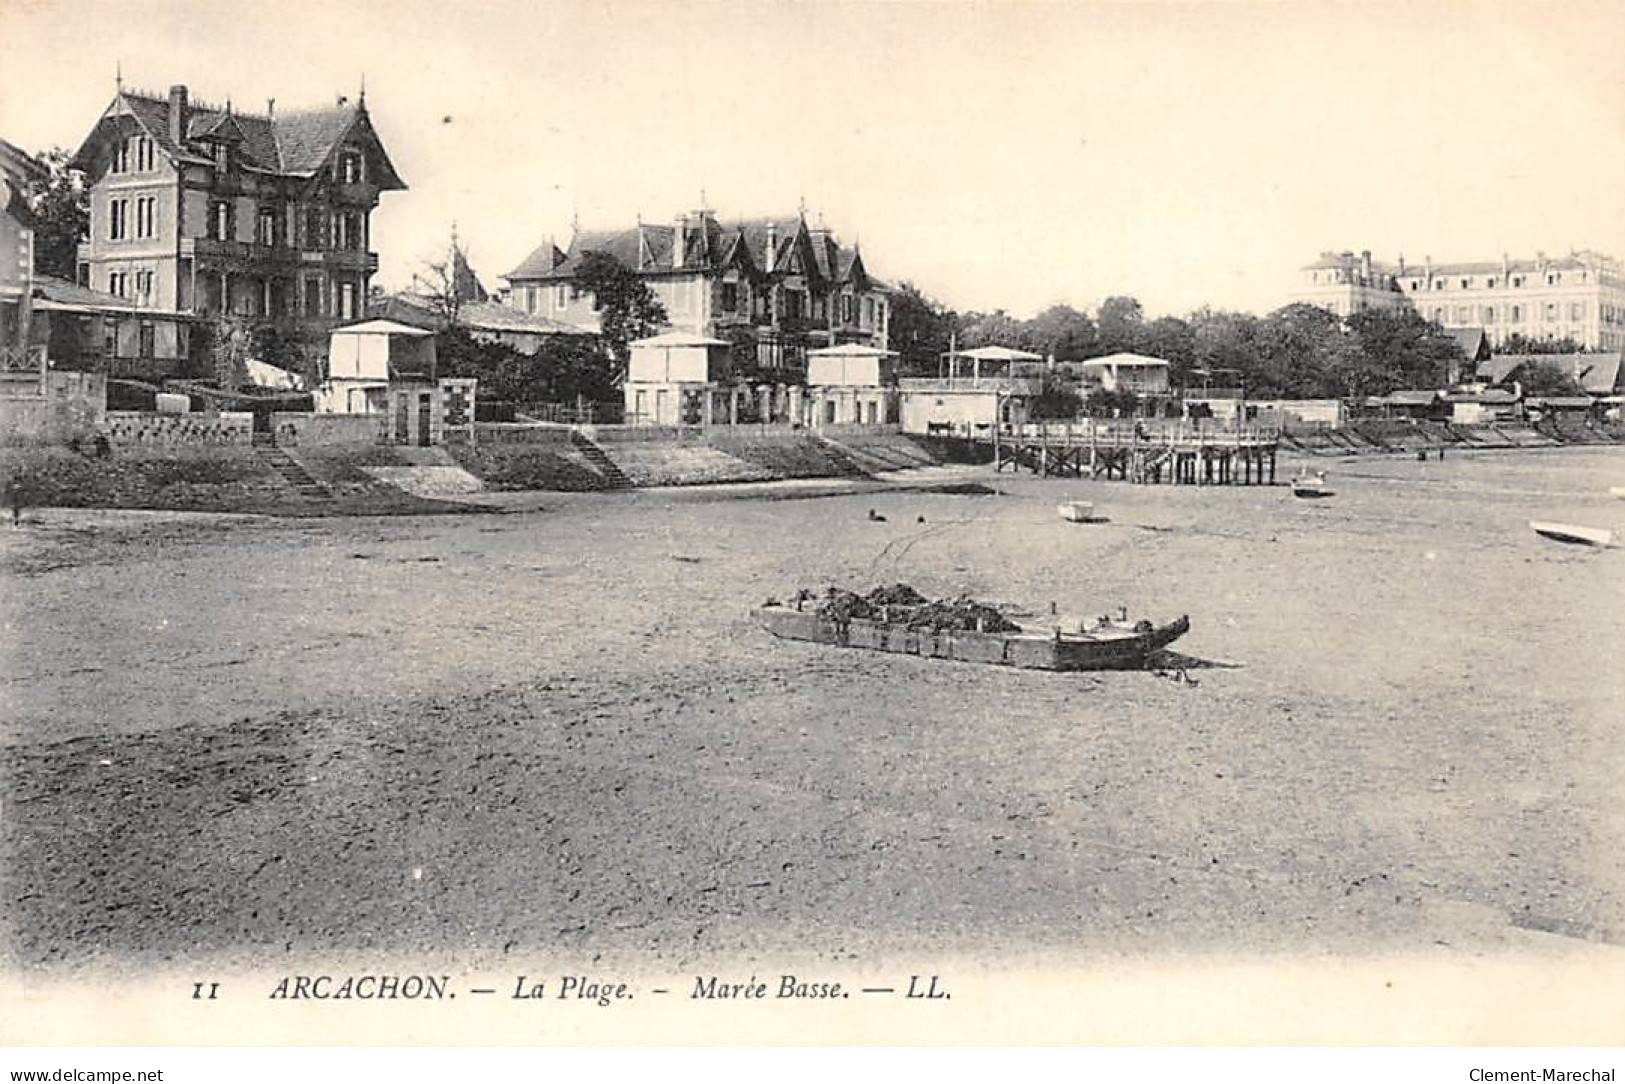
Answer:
[673,213,687,270]
[764,221,777,271]
[266,98,275,120]
[168,84,188,146]
[1360,250,1373,282]
[336,94,348,107]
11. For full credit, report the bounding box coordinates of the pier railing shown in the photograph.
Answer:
[1001,419,1281,447]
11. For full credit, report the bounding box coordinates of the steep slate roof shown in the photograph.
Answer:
[504,211,888,289]
[72,88,405,187]
[0,137,46,185]
[1478,352,1623,394]
[1446,327,1489,361]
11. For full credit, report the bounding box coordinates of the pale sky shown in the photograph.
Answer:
[3,0,1623,320]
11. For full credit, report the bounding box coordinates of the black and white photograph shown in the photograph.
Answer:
[2,0,1624,1064]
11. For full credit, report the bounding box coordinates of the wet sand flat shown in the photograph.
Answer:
[2,448,1623,975]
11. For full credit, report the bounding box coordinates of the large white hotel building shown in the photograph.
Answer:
[1289,249,1625,351]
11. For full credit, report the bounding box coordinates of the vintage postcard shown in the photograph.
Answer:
[2,0,1623,1056]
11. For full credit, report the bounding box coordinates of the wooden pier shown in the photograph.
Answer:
[988,421,1280,485]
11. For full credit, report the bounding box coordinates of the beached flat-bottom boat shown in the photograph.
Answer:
[1057,500,1095,522]
[754,591,1190,672]
[1610,486,1625,501]
[1529,521,1618,548]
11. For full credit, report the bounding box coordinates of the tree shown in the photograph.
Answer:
[1494,333,1585,356]
[956,309,1028,352]
[1084,385,1141,418]
[887,282,956,376]
[1024,304,1098,363]
[410,233,489,328]
[433,325,618,406]
[208,315,254,389]
[1503,360,1587,397]
[1344,307,1464,394]
[20,147,88,280]
[1029,371,1083,420]
[573,251,666,379]
[1138,316,1196,388]
[1188,308,1261,394]
[1095,295,1144,355]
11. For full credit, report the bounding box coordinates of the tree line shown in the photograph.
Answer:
[888,286,1597,400]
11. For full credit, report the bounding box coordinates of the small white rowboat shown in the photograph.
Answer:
[1057,501,1095,523]
[1529,521,1618,548]
[1291,474,1334,499]
[1609,486,1625,500]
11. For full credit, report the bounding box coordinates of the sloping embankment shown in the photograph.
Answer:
[1280,420,1625,457]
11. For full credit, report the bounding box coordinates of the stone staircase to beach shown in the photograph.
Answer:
[257,446,330,499]
[568,431,634,489]
[811,436,872,478]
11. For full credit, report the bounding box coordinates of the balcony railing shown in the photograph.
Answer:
[899,376,1045,395]
[178,239,378,273]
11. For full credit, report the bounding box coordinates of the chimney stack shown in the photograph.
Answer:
[168,84,188,146]
[764,222,778,271]
[1360,250,1373,281]
[673,214,687,270]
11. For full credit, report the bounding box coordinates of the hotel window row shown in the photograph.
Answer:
[1408,270,1589,291]
[1435,302,1588,324]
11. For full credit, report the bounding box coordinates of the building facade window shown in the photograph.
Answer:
[135,270,153,305]
[339,150,363,184]
[135,137,154,172]
[525,287,537,314]
[209,202,229,241]
[1544,302,1558,322]
[337,281,356,321]
[555,285,568,310]
[256,208,277,246]
[305,208,325,250]
[304,275,323,317]
[1483,306,1496,323]
[108,271,128,297]
[111,139,130,174]
[721,282,738,313]
[139,321,155,358]
[1570,302,1585,320]
[135,196,156,239]
[109,198,129,240]
[1511,305,1522,322]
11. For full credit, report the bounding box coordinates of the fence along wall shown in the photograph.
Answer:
[102,410,254,446]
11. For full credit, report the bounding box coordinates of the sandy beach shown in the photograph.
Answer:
[2,448,1623,978]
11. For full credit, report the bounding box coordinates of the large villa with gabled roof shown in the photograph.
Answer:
[503,207,891,373]
[68,80,406,369]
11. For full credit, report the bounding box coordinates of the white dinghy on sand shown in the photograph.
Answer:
[1529,521,1619,548]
